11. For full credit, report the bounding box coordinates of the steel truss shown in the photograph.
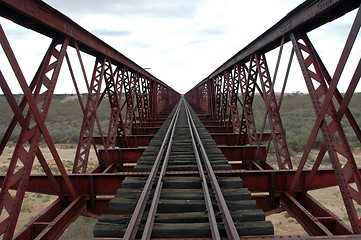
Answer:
[0,0,180,238]
[0,0,360,239]
[186,0,361,237]
[238,60,258,145]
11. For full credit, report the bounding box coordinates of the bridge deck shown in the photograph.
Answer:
[93,99,273,239]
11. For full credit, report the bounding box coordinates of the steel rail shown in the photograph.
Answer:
[122,100,182,239]
[184,102,240,240]
[185,99,221,239]
[141,100,182,240]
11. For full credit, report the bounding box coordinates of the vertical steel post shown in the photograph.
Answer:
[238,59,258,145]
[0,38,71,239]
[291,31,361,233]
[73,57,106,173]
[105,61,128,148]
[256,53,292,169]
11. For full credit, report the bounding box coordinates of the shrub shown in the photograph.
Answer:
[20,203,33,213]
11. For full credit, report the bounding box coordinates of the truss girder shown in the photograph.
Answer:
[228,66,241,134]
[221,70,231,125]
[73,57,107,173]
[290,30,361,234]
[141,77,151,122]
[105,62,128,148]
[238,59,258,145]
[0,0,360,238]
[184,81,211,114]
[134,73,144,126]
[0,36,77,239]
[0,1,180,237]
[256,53,292,169]
[214,76,222,121]
[123,70,136,135]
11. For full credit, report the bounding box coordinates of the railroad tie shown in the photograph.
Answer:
[94,99,274,238]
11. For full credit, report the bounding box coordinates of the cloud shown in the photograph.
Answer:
[325,23,354,39]
[91,29,132,37]
[198,28,227,36]
[26,0,358,95]
[0,25,31,40]
[129,41,154,48]
[44,0,203,19]
[166,61,185,66]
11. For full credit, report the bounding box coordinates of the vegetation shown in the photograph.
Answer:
[20,202,33,213]
[59,216,97,239]
[249,92,361,153]
[0,94,110,145]
[1,93,360,238]
[1,93,361,154]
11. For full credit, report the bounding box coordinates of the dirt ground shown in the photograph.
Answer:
[264,148,361,236]
[0,145,360,237]
[0,144,98,235]
[266,185,349,236]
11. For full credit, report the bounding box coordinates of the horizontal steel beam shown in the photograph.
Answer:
[90,236,361,240]
[15,197,87,239]
[0,0,175,90]
[281,192,333,236]
[191,0,360,89]
[0,168,356,196]
[211,133,272,146]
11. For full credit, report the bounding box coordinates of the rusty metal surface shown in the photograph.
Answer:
[186,0,361,236]
[0,1,179,238]
[289,27,361,233]
[0,0,360,238]
[0,167,360,196]
[196,0,360,83]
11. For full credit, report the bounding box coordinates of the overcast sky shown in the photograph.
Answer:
[0,0,360,94]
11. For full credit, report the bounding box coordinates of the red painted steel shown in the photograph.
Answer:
[105,61,128,148]
[185,0,361,237]
[290,30,361,233]
[227,65,241,134]
[256,53,292,169]
[0,168,358,196]
[0,0,360,238]
[238,60,258,145]
[281,192,334,236]
[15,197,87,240]
[0,36,76,239]
[73,57,108,173]
[0,0,179,237]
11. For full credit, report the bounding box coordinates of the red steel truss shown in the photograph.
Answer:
[0,0,180,238]
[186,0,361,237]
[238,59,258,146]
[0,0,360,239]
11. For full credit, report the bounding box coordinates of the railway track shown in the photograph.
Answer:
[94,99,273,239]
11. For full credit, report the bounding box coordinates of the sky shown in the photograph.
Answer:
[0,0,360,94]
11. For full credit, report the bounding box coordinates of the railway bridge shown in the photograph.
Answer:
[0,0,361,239]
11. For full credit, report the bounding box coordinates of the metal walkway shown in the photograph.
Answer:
[94,99,273,239]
